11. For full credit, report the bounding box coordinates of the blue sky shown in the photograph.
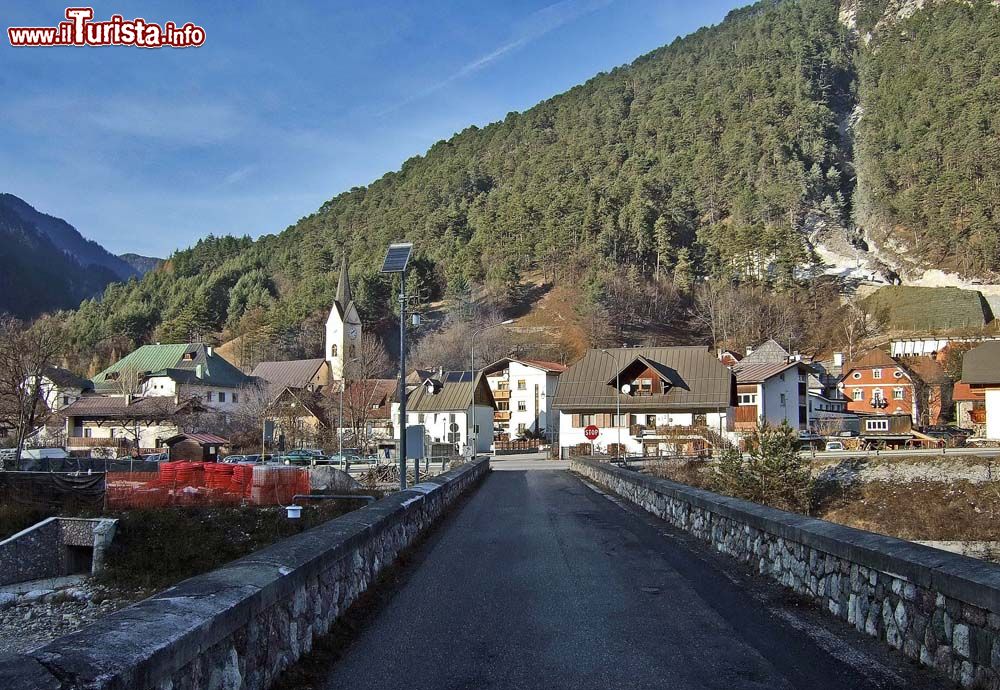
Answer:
[1,1,747,257]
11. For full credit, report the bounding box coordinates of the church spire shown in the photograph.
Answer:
[336,256,353,308]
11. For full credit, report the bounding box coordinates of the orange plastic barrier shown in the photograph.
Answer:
[105,462,309,509]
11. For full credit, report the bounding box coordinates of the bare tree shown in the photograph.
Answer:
[0,316,66,465]
[327,334,393,452]
[841,296,882,362]
[233,380,277,453]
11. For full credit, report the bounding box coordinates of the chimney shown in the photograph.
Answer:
[833,352,845,367]
[196,364,204,379]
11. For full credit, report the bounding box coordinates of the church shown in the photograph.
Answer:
[251,257,362,392]
[325,257,363,380]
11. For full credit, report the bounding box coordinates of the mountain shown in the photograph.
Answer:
[118,253,163,277]
[0,200,123,319]
[55,0,999,364]
[0,194,138,282]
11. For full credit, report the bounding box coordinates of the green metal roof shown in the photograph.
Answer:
[93,343,251,391]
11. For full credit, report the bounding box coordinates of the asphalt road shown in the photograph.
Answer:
[321,464,945,690]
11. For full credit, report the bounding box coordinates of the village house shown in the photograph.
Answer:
[59,395,208,455]
[250,358,330,394]
[92,343,253,412]
[840,349,952,426]
[729,340,810,432]
[35,366,93,412]
[952,381,985,432]
[961,342,1000,440]
[483,357,565,441]
[393,371,496,455]
[552,346,735,457]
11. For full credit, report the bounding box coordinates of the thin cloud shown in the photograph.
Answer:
[378,0,614,116]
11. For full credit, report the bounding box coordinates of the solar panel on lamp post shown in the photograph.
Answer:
[380,242,413,491]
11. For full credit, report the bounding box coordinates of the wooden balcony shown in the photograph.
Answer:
[495,410,512,422]
[67,437,124,448]
[493,389,511,400]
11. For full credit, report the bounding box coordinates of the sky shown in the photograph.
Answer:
[1,1,747,258]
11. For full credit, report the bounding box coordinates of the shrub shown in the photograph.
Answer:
[713,421,812,513]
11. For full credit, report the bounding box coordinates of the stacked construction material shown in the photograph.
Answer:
[249,465,310,505]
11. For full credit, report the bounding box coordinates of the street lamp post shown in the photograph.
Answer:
[380,242,413,491]
[469,319,514,457]
[599,349,622,463]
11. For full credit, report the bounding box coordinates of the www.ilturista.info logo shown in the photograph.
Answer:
[8,7,206,48]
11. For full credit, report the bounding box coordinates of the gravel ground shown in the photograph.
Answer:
[0,580,143,655]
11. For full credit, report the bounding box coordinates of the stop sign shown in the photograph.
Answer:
[584,425,600,441]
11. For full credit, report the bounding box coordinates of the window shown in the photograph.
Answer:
[517,379,526,390]
[581,414,596,426]
[517,423,527,434]
[418,413,425,423]
[893,387,905,400]
[517,400,527,412]
[637,378,653,395]
[738,393,757,405]
[853,388,863,401]
[872,388,884,404]
[612,414,627,427]
[331,344,338,357]
[872,369,882,380]
[350,345,356,358]
[866,419,889,432]
[62,395,69,406]
[232,392,238,403]
[497,401,509,411]
[206,392,214,402]
[852,372,862,380]
[893,370,903,379]
[218,392,227,403]
[474,425,480,434]
[497,381,508,390]
[779,393,787,406]
[83,427,92,438]
[645,415,656,428]
[109,428,116,438]
[449,413,456,423]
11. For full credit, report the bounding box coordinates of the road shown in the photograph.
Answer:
[320,456,944,690]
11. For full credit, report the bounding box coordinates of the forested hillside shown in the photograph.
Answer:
[49,0,1000,369]
[853,0,1000,278]
[0,201,122,319]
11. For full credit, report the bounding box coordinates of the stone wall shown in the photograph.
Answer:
[0,457,489,690]
[572,457,1000,689]
[0,517,118,586]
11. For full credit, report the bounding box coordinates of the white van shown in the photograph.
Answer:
[21,447,69,460]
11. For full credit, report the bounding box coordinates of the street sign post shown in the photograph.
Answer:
[584,424,599,455]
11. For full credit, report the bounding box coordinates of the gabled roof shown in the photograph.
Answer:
[59,395,201,419]
[552,347,735,412]
[41,366,92,391]
[899,356,950,386]
[842,349,899,373]
[734,361,803,385]
[164,432,228,446]
[737,339,790,368]
[483,357,567,375]
[251,359,326,390]
[339,379,397,419]
[962,341,1000,385]
[93,344,251,392]
[605,355,675,387]
[406,371,496,412]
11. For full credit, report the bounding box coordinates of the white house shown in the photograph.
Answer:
[483,358,565,441]
[962,342,1000,440]
[91,343,253,413]
[552,347,735,457]
[59,396,207,455]
[325,257,362,381]
[730,340,810,432]
[393,371,497,455]
[36,366,93,412]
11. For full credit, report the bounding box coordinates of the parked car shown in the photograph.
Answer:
[824,441,846,452]
[222,454,247,464]
[327,452,363,468]
[143,452,170,462]
[281,450,323,466]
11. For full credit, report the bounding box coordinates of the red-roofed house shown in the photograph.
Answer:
[483,357,566,441]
